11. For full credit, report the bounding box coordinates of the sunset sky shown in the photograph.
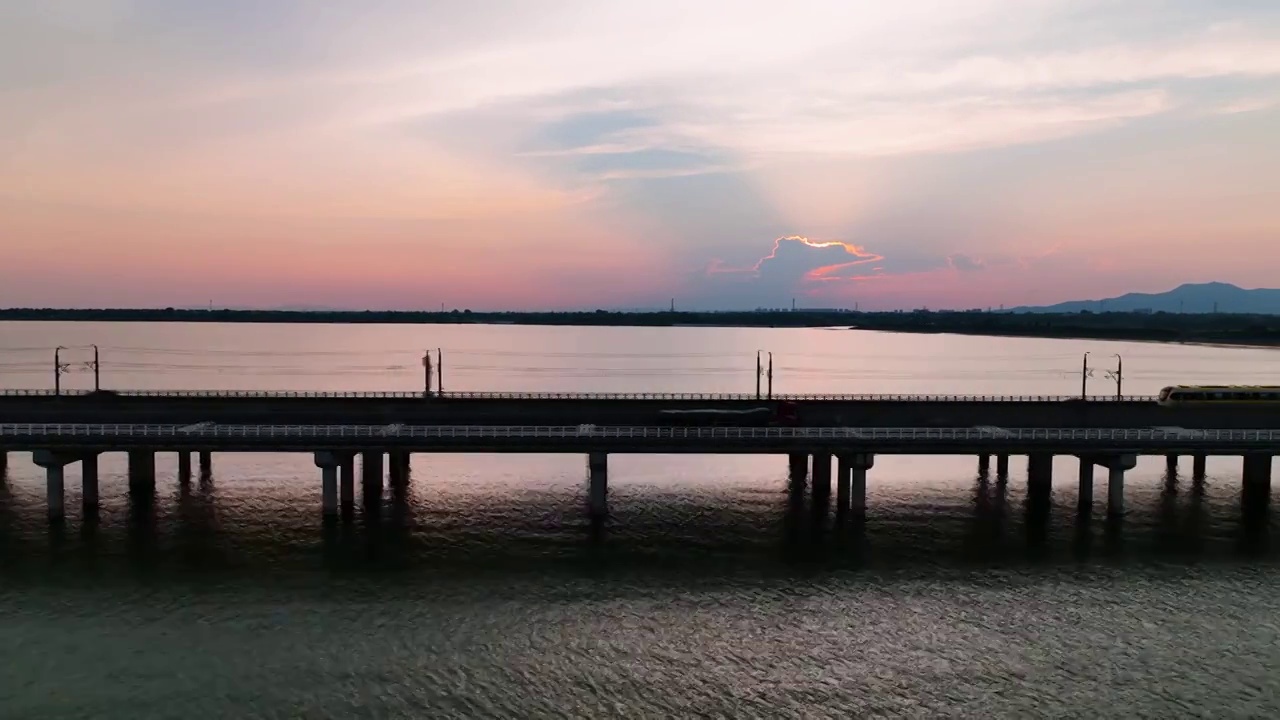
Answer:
[2,1,1279,311]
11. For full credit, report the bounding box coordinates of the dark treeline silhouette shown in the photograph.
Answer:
[1,307,1278,346]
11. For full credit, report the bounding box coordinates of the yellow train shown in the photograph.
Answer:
[1157,385,1280,406]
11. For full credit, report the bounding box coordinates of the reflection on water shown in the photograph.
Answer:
[2,452,1280,717]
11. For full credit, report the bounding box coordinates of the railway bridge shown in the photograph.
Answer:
[0,419,1275,528]
[2,389,1278,429]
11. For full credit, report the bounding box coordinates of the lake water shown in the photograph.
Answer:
[1,322,1279,718]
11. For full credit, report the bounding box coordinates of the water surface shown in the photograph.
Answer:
[1,322,1278,718]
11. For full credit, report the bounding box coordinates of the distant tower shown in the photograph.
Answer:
[791,298,796,311]
[670,298,675,312]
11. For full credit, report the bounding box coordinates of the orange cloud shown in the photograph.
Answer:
[707,235,884,280]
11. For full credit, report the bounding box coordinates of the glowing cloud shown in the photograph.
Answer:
[708,236,884,278]
[692,236,891,307]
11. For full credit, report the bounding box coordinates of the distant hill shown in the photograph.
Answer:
[1009,282,1280,315]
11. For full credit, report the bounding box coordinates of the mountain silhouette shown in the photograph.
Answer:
[1008,282,1280,315]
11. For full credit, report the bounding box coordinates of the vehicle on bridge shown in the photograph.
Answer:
[659,401,800,427]
[1157,385,1280,406]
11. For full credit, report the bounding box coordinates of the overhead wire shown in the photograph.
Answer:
[4,345,1279,389]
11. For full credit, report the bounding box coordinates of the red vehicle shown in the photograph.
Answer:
[775,400,799,426]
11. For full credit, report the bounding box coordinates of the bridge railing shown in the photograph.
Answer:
[0,389,1159,402]
[1,424,1276,442]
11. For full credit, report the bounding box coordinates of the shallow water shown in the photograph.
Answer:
[1,322,1279,717]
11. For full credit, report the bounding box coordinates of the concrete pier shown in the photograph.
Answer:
[1165,454,1178,477]
[1192,454,1207,479]
[587,452,608,518]
[1027,453,1053,508]
[1242,454,1273,511]
[388,455,403,486]
[178,452,192,483]
[812,453,832,503]
[833,452,876,520]
[836,456,851,511]
[1104,454,1138,517]
[128,450,156,494]
[198,451,212,477]
[788,453,808,483]
[1243,454,1273,490]
[340,455,355,517]
[314,451,340,518]
[1077,459,1093,513]
[361,451,383,502]
[81,453,99,512]
[996,454,1010,479]
[849,453,873,515]
[0,451,7,476]
[388,451,410,486]
[978,454,990,474]
[32,450,71,521]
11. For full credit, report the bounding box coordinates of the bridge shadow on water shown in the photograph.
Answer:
[1,463,1278,598]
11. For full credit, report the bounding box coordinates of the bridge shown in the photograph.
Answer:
[2,389,1277,430]
[0,389,1160,400]
[0,418,1275,529]
[0,387,1276,529]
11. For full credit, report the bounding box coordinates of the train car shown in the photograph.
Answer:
[658,407,773,427]
[1156,385,1280,406]
[658,401,800,427]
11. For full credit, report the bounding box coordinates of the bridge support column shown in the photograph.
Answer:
[1242,455,1273,508]
[996,454,1009,479]
[198,451,212,477]
[978,454,990,474]
[587,452,608,519]
[314,451,340,518]
[1102,454,1137,517]
[340,455,355,517]
[1192,455,1207,479]
[388,452,410,487]
[178,452,192,483]
[1027,453,1053,508]
[128,451,156,495]
[837,455,851,511]
[812,453,832,503]
[32,450,74,521]
[849,453,873,517]
[81,453,99,513]
[361,452,383,502]
[1165,454,1178,476]
[788,453,808,484]
[1077,459,1093,513]
[0,451,7,476]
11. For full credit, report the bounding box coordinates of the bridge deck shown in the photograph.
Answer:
[1,389,1157,401]
[2,424,1277,454]
[3,393,1276,430]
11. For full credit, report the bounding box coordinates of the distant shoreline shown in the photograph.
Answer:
[874,326,1280,349]
[2,307,1278,349]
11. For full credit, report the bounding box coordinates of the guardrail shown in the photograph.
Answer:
[0,389,1159,402]
[2,424,1275,442]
